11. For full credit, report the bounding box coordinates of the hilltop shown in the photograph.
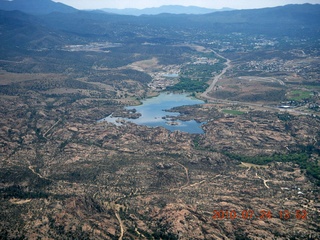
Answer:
[100,5,233,16]
[0,0,77,14]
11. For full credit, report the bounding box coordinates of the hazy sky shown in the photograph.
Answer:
[53,0,320,10]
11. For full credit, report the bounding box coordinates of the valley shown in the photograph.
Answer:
[0,3,320,239]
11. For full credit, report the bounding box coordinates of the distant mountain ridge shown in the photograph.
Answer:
[0,0,77,14]
[101,5,233,16]
[0,3,319,52]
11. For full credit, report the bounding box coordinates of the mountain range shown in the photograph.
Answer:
[0,1,319,52]
[0,0,77,14]
[100,5,233,16]
[0,0,233,15]
[40,4,319,38]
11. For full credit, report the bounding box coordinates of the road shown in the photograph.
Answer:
[115,210,124,240]
[256,173,271,189]
[200,50,231,99]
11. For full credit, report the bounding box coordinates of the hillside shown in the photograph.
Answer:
[37,4,320,39]
[0,0,77,14]
[1,4,319,56]
[0,10,79,51]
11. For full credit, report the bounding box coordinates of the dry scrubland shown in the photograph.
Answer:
[1,49,319,239]
[1,4,320,239]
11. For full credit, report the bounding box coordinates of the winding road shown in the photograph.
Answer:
[115,210,124,240]
[200,51,231,100]
[256,173,271,189]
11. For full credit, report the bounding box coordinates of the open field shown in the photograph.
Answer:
[222,109,245,115]
[209,76,287,103]
[287,90,313,101]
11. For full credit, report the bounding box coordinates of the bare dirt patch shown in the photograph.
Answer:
[210,76,286,103]
[9,198,32,205]
[126,57,161,72]
[0,69,67,85]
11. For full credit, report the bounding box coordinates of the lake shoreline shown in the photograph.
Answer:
[100,92,205,133]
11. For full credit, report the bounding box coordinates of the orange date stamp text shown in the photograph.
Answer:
[212,209,307,220]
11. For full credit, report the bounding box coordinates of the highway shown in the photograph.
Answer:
[200,50,231,100]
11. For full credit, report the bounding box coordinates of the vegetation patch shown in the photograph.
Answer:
[224,151,320,185]
[166,77,208,92]
[222,109,245,115]
[287,90,312,101]
[167,56,226,93]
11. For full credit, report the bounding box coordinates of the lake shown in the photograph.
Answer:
[101,92,205,134]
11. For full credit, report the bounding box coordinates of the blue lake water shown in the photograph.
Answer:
[101,92,205,133]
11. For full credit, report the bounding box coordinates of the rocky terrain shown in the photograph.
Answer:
[1,3,320,239]
[1,88,319,239]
